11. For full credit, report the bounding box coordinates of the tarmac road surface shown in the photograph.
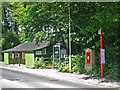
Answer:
[0,67,119,90]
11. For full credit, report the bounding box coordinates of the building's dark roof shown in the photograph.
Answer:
[3,41,49,52]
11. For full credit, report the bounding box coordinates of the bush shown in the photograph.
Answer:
[54,54,85,73]
[33,58,46,69]
[71,54,85,73]
[58,63,69,73]
[104,63,119,79]
[52,61,60,69]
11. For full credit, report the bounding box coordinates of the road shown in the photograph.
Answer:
[0,67,119,90]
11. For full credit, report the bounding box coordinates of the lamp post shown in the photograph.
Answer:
[98,28,105,77]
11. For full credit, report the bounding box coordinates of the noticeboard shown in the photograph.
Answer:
[101,49,105,64]
[61,49,66,55]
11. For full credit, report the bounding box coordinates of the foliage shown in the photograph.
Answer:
[58,63,69,73]
[52,57,69,72]
[2,2,20,50]
[71,54,85,73]
[105,63,118,79]
[52,61,60,69]
[70,2,120,79]
[3,2,120,79]
[33,58,46,69]
[33,57,52,69]
[55,54,85,73]
[10,2,69,46]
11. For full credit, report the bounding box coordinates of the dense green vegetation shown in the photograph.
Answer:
[2,2,120,79]
[2,2,20,50]
[33,57,52,69]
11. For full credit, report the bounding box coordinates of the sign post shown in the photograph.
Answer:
[98,28,105,77]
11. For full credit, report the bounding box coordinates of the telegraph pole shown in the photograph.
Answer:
[68,2,71,72]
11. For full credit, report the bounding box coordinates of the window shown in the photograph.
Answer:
[15,52,18,58]
[9,52,14,59]
[10,52,12,58]
[12,53,14,59]
[22,52,25,59]
[41,49,46,55]
[36,51,41,55]
[35,49,46,55]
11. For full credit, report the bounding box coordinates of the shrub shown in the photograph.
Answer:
[71,54,85,73]
[33,58,46,69]
[58,63,69,73]
[52,61,60,69]
[54,54,85,73]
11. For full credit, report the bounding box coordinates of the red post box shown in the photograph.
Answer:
[85,48,95,72]
[86,52,90,64]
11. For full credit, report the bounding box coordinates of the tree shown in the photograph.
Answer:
[8,2,120,79]
[70,2,120,79]
[10,2,69,47]
[2,2,20,50]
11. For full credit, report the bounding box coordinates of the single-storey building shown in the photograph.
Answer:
[2,41,66,68]
[2,41,53,68]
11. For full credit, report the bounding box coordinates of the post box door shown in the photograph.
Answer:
[86,52,90,64]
